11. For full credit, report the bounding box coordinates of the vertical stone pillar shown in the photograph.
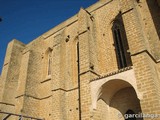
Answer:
[0,40,25,116]
[121,0,160,118]
[139,0,160,59]
[15,45,42,118]
[78,8,99,120]
[15,50,31,114]
[51,34,66,120]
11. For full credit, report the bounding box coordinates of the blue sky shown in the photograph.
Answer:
[0,0,98,74]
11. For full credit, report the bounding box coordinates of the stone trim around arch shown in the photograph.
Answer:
[90,68,143,110]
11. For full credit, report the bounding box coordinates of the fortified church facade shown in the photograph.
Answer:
[0,0,160,120]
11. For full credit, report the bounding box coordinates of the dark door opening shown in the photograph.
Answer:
[125,109,136,120]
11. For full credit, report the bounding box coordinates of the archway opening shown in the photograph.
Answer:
[93,79,143,120]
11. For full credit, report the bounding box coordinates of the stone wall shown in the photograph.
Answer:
[0,0,160,120]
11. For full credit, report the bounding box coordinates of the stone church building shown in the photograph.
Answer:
[0,0,160,119]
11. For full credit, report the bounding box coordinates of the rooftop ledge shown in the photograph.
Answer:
[42,0,113,39]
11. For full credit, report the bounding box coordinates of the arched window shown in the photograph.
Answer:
[45,48,52,76]
[112,13,132,69]
[47,52,52,75]
[112,23,127,68]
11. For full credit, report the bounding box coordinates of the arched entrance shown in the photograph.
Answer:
[93,79,143,120]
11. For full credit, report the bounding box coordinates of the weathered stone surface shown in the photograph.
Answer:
[0,0,160,120]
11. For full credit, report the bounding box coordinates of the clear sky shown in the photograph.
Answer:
[0,0,98,74]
